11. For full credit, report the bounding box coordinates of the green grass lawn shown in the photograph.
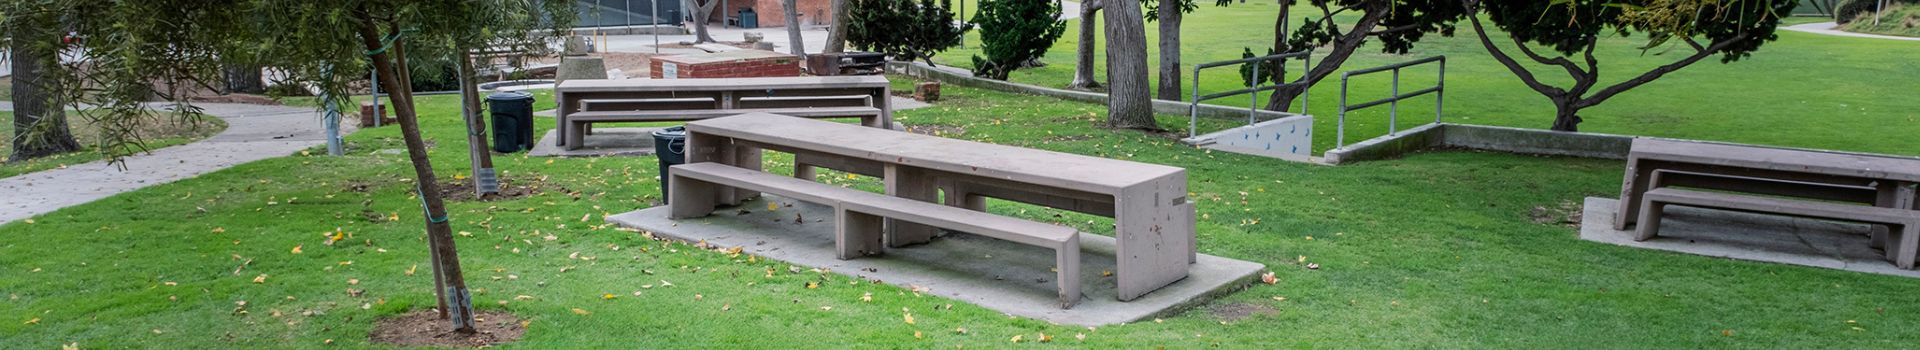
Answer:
[0,111,227,178]
[932,5,1920,156]
[3,80,1918,348]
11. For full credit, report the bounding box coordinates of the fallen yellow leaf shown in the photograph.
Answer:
[211,227,226,233]
[252,274,268,283]
[602,293,616,300]
[291,245,303,254]
[1010,335,1024,343]
[571,308,590,315]
[903,313,915,325]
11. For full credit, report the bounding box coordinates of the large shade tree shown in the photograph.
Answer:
[1104,0,1156,130]
[15,0,574,334]
[3,0,83,161]
[1465,0,1796,131]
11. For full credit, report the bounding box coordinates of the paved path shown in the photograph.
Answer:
[1783,22,1920,41]
[0,103,350,224]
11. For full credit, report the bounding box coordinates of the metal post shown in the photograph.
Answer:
[652,0,661,53]
[1337,75,1349,148]
[626,0,633,27]
[1190,64,1201,139]
[1435,57,1445,124]
[1388,68,1399,136]
[1248,62,1260,126]
[370,69,382,128]
[1300,53,1311,115]
[322,92,343,156]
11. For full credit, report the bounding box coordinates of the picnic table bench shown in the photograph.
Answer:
[1615,138,1920,268]
[669,113,1197,303]
[553,76,893,150]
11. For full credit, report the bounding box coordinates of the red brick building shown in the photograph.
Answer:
[698,0,835,28]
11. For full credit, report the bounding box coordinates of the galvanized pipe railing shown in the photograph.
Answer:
[1336,55,1445,148]
[1188,50,1312,139]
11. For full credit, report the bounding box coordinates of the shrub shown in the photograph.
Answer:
[1839,0,1916,23]
[967,0,1066,80]
[846,0,972,64]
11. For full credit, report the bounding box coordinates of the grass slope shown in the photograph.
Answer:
[1,111,228,178]
[931,5,1920,155]
[3,81,1918,348]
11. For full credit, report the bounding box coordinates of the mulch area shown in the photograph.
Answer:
[368,310,526,348]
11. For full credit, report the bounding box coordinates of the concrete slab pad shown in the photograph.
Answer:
[607,194,1266,326]
[1579,197,1920,278]
[526,128,663,157]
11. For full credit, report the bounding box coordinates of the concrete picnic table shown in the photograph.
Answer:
[682,113,1198,301]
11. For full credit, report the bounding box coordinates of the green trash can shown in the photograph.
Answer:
[653,126,687,202]
[488,91,535,153]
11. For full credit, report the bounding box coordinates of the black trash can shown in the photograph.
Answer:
[487,91,536,153]
[652,126,688,202]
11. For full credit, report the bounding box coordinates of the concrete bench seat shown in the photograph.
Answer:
[666,162,1084,308]
[564,107,884,147]
[1636,187,1920,268]
[838,189,1081,308]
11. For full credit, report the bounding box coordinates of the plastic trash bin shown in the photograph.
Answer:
[487,91,536,153]
[738,8,758,29]
[653,126,688,202]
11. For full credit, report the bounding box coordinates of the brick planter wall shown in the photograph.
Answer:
[650,50,801,79]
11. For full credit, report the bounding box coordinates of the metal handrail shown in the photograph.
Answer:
[1188,50,1312,139]
[1336,56,1446,148]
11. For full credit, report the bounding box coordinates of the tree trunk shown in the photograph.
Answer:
[1068,0,1103,90]
[1103,0,1157,130]
[1153,0,1182,101]
[7,22,82,162]
[1550,97,1582,132]
[355,18,477,334]
[457,51,497,197]
[693,0,719,43]
[783,0,806,57]
[824,0,849,53]
[223,65,266,94]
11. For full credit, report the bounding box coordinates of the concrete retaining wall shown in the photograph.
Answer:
[1323,123,1635,164]
[886,61,1303,123]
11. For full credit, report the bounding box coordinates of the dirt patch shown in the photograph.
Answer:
[1529,199,1584,227]
[1042,134,1093,142]
[368,310,525,348]
[438,176,562,202]
[905,124,966,137]
[1208,302,1277,322]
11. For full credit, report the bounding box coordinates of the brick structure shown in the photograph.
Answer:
[650,50,801,79]
[698,0,834,28]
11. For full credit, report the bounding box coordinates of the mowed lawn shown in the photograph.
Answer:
[2,79,1918,348]
[932,3,1920,156]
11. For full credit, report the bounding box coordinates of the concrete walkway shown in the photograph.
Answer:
[0,103,350,224]
[1783,22,1920,41]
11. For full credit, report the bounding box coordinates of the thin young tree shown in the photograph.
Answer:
[17,0,575,334]
[1213,0,1468,111]
[784,0,807,56]
[826,0,851,52]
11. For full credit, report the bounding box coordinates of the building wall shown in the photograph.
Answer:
[698,0,835,28]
